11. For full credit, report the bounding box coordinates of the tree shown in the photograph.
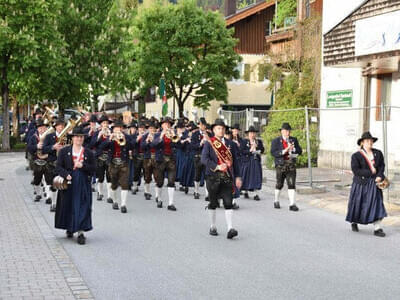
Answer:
[134,0,241,117]
[0,0,67,150]
[274,0,297,28]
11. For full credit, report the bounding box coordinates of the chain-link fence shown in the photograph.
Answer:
[220,105,400,204]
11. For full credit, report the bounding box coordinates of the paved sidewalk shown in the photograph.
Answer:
[0,153,93,300]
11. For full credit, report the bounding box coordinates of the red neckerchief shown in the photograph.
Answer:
[359,149,375,173]
[72,147,84,170]
[281,138,289,160]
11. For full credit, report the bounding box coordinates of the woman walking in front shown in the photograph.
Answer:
[346,132,387,237]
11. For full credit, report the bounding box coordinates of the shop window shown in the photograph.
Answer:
[375,74,392,121]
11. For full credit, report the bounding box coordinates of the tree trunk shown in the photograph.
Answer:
[12,96,19,137]
[177,100,184,118]
[1,54,10,150]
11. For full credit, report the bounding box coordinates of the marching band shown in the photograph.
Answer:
[26,108,309,244]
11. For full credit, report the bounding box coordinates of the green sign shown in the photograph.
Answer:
[327,90,352,108]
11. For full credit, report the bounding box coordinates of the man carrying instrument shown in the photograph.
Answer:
[28,119,52,202]
[151,117,178,211]
[103,119,133,213]
[141,121,157,200]
[201,118,242,239]
[90,114,113,202]
[131,122,146,195]
[42,118,66,211]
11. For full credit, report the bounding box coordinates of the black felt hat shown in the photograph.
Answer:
[280,122,292,131]
[245,125,258,133]
[357,131,378,146]
[54,118,66,126]
[199,117,207,126]
[232,123,241,130]
[97,114,110,124]
[112,119,125,129]
[160,117,174,125]
[68,126,87,137]
[36,118,48,128]
[89,114,98,123]
[128,121,137,128]
[211,118,226,130]
[34,108,43,115]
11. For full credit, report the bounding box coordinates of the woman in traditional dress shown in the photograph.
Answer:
[346,131,387,237]
[55,126,96,244]
[240,126,264,201]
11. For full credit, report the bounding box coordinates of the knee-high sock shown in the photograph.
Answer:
[155,186,161,200]
[111,188,118,204]
[194,181,200,193]
[145,183,150,194]
[274,189,281,203]
[374,220,382,231]
[121,190,128,207]
[133,181,138,189]
[46,185,51,198]
[225,209,233,230]
[168,187,174,205]
[288,189,296,206]
[208,209,216,229]
[97,181,103,196]
[51,190,57,206]
[34,185,41,196]
[204,181,209,197]
[107,182,112,199]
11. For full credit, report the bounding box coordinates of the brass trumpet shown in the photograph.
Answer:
[113,132,126,146]
[165,129,180,143]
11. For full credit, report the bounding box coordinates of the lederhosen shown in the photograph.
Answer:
[153,135,176,188]
[31,134,53,186]
[96,135,111,183]
[142,134,157,185]
[108,140,130,190]
[206,137,235,210]
[276,138,296,190]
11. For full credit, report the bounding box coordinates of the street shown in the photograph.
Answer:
[1,152,400,300]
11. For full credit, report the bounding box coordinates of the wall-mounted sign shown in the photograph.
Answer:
[327,90,352,108]
[355,10,400,57]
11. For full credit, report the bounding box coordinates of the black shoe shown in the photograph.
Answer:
[289,205,299,212]
[155,197,159,203]
[244,192,249,199]
[205,196,210,202]
[43,193,47,199]
[97,194,103,201]
[34,195,41,202]
[112,202,119,210]
[167,205,177,211]
[145,193,151,200]
[254,195,260,201]
[45,198,51,204]
[351,223,359,232]
[194,193,200,199]
[274,202,281,209]
[227,228,238,239]
[66,231,73,238]
[157,201,163,208]
[184,187,189,194]
[121,206,127,213]
[179,186,185,192]
[77,234,86,245]
[107,197,113,203]
[232,203,240,210]
[91,187,95,192]
[374,229,386,237]
[209,228,218,236]
[132,188,138,195]
[50,204,56,212]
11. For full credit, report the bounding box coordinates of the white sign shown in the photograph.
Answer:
[355,10,400,57]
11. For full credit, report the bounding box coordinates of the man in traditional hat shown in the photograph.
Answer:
[270,122,302,211]
[55,126,96,245]
[90,114,113,202]
[141,121,158,200]
[27,119,50,202]
[84,114,98,147]
[201,118,242,239]
[26,108,44,170]
[191,117,209,199]
[151,117,179,210]
[130,122,146,195]
[103,119,134,213]
[42,118,66,211]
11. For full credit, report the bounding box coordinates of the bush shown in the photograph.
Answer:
[12,142,26,150]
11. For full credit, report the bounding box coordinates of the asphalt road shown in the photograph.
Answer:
[15,156,400,300]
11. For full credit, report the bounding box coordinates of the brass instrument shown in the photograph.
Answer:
[37,127,56,159]
[165,129,180,143]
[57,116,82,145]
[113,132,126,146]
[42,106,56,125]
[98,127,111,140]
[377,178,390,190]
[146,132,154,143]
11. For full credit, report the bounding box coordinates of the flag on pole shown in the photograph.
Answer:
[160,78,168,116]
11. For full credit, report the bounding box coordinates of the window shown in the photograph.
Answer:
[231,62,244,82]
[305,0,311,18]
[243,64,251,81]
[375,74,392,121]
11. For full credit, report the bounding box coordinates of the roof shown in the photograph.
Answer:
[323,0,369,36]
[225,0,276,27]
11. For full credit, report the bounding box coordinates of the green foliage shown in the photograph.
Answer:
[243,64,251,81]
[274,0,297,28]
[261,60,319,169]
[134,0,241,115]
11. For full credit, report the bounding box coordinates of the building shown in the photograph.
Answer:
[319,0,400,170]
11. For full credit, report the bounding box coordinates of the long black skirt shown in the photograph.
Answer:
[55,169,93,233]
[345,178,387,225]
